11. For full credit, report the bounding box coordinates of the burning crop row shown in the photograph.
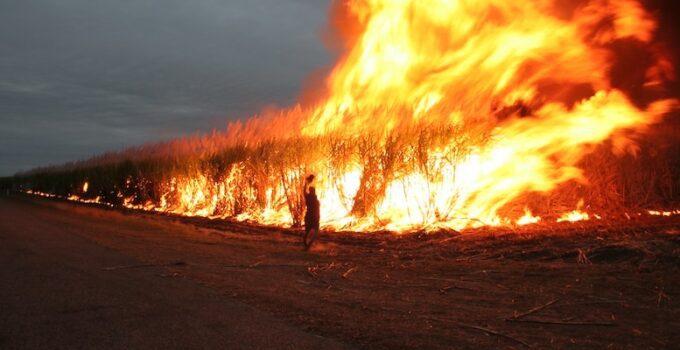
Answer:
[14,126,680,232]
[6,0,680,233]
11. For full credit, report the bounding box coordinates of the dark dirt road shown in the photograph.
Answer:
[1,194,679,349]
[0,195,350,349]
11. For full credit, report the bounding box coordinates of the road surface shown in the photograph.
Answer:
[0,195,350,349]
[1,194,679,349]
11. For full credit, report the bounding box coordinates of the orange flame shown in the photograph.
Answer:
[293,0,675,230]
[28,1,679,233]
[161,0,675,231]
[516,208,541,226]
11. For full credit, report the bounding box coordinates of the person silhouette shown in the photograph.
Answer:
[303,174,320,249]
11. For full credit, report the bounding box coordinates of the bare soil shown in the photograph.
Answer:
[3,194,680,349]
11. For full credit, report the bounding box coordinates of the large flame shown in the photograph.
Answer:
[302,0,663,135]
[34,0,678,232]
[295,0,674,230]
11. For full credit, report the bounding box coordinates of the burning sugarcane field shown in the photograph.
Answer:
[1,0,679,349]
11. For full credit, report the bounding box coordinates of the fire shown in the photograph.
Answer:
[516,209,541,226]
[648,210,680,217]
[557,210,590,223]
[20,0,680,233]
[302,0,665,136]
[292,0,675,230]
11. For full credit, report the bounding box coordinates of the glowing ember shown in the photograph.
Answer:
[648,210,680,217]
[516,209,541,226]
[557,210,590,223]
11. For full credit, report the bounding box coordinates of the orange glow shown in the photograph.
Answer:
[293,0,675,230]
[516,209,541,226]
[23,0,679,233]
[648,210,680,217]
[557,210,590,223]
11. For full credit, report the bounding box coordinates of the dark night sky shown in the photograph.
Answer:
[0,0,332,176]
